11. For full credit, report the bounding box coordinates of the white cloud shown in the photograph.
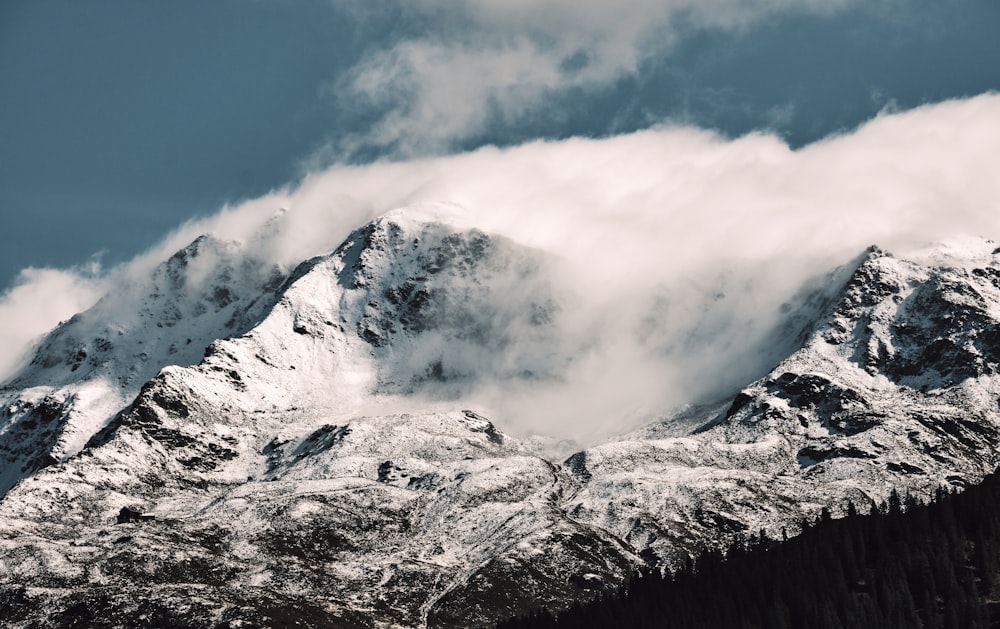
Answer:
[335,0,860,155]
[3,94,998,441]
[0,267,105,381]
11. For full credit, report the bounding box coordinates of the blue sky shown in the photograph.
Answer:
[1,0,999,292]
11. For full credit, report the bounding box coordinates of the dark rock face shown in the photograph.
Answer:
[116,507,154,524]
[564,451,592,483]
[766,373,873,435]
[0,396,67,483]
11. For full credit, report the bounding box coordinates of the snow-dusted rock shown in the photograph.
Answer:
[0,234,285,494]
[4,209,1000,628]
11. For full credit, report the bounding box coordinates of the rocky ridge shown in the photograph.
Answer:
[0,234,285,495]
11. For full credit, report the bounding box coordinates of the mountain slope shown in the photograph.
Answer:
[2,209,1000,627]
[0,233,286,494]
[565,240,1000,567]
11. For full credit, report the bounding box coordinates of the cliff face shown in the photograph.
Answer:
[3,208,1000,627]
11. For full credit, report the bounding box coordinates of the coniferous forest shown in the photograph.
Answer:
[498,472,1000,629]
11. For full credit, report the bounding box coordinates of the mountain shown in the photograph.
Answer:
[563,241,1000,568]
[2,207,1000,628]
[0,233,285,495]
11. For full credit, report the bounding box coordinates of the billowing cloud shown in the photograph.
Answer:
[335,0,858,155]
[3,94,998,441]
[0,266,105,381]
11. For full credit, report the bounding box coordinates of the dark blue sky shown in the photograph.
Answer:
[1,0,998,292]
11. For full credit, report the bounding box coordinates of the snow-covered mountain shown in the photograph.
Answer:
[2,207,1000,627]
[0,233,285,495]
[565,242,1000,567]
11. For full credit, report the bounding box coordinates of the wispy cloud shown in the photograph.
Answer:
[0,266,105,381]
[333,0,859,156]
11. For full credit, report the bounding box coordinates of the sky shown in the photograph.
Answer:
[2,0,998,291]
[1,0,1000,436]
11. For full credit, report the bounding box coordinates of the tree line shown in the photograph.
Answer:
[498,472,1000,628]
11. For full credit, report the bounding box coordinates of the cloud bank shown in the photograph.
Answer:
[336,0,859,155]
[2,94,999,439]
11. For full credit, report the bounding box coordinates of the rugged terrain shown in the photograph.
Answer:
[3,207,1000,627]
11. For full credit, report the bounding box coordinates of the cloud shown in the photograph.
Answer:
[0,266,105,381]
[334,0,860,155]
[3,94,999,441]
[192,93,1000,439]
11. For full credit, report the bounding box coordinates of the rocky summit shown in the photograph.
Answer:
[3,207,1000,628]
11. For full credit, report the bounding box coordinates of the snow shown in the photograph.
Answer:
[50,378,126,460]
[3,211,1000,626]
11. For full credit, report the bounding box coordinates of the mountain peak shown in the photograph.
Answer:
[375,201,470,233]
[810,237,1000,387]
[0,231,287,493]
